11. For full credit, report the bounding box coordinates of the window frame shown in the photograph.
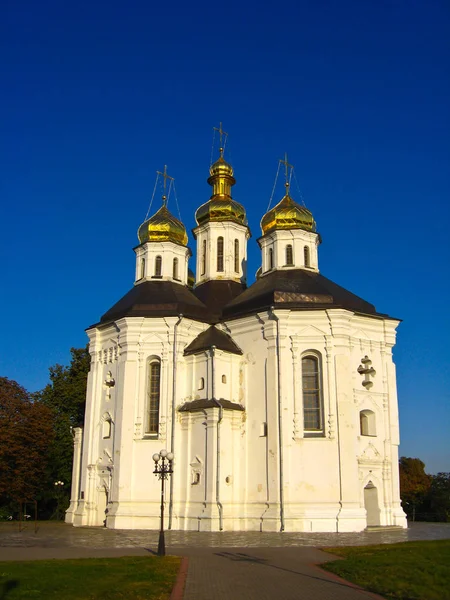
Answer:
[234,239,239,273]
[301,353,324,437]
[201,240,206,276]
[217,237,224,272]
[154,255,162,278]
[360,409,376,437]
[145,358,161,436]
[268,247,274,270]
[285,244,293,266]
[304,246,310,268]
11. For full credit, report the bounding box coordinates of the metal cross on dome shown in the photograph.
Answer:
[156,165,174,205]
[279,152,293,189]
[213,122,228,156]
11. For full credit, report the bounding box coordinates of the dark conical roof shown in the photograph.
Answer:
[184,325,243,356]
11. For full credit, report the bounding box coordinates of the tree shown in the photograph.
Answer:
[399,457,431,520]
[0,378,54,509]
[37,347,90,515]
[428,473,450,523]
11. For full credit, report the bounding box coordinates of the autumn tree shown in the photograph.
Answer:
[399,457,431,519]
[0,377,54,509]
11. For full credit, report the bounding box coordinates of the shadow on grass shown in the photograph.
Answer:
[0,580,18,599]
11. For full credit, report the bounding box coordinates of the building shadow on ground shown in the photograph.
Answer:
[214,551,356,592]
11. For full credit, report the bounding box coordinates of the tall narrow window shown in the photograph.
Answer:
[234,239,239,273]
[360,410,376,436]
[140,258,145,279]
[304,246,310,268]
[217,237,224,272]
[286,244,293,266]
[154,256,162,277]
[302,355,323,435]
[146,359,161,434]
[268,248,274,270]
[173,258,179,280]
[201,240,206,275]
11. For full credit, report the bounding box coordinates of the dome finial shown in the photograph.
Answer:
[213,122,228,153]
[280,152,293,195]
[156,165,173,206]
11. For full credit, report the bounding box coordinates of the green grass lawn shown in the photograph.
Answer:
[0,556,181,600]
[322,539,450,600]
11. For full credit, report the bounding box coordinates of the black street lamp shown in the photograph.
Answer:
[152,449,174,556]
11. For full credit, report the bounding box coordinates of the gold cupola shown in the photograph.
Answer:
[261,183,316,236]
[138,199,188,246]
[195,148,247,227]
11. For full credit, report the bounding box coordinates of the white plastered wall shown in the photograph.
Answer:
[193,221,250,285]
[69,306,406,532]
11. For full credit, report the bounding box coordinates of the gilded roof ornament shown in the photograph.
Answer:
[138,165,188,246]
[195,124,247,227]
[260,153,316,236]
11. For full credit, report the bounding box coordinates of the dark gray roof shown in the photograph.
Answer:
[96,281,214,327]
[93,269,388,330]
[178,398,245,412]
[184,326,243,356]
[193,280,245,322]
[222,269,385,319]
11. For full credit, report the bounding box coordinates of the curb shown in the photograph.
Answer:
[170,556,189,600]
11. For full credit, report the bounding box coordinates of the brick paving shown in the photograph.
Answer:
[0,522,448,599]
[172,546,384,600]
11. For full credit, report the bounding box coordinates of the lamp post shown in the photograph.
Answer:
[152,449,174,556]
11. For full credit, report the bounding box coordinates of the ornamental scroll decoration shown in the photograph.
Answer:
[357,356,376,390]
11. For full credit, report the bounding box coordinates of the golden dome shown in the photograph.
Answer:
[195,147,247,227]
[261,189,316,236]
[209,153,234,177]
[138,203,188,246]
[195,197,246,226]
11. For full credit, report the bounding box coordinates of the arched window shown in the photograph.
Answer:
[146,359,161,435]
[268,248,274,270]
[102,415,112,439]
[217,237,224,272]
[198,377,205,390]
[304,246,310,268]
[302,355,323,435]
[360,410,376,436]
[140,258,145,279]
[286,244,293,266]
[201,240,207,275]
[234,239,239,273]
[222,374,227,384]
[154,256,162,277]
[173,257,179,280]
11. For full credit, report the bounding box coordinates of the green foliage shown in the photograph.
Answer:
[0,378,54,508]
[0,556,181,599]
[37,347,90,516]
[323,540,450,600]
[399,458,450,522]
[399,456,431,519]
[428,473,450,523]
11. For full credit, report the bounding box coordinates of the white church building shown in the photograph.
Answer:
[66,142,407,532]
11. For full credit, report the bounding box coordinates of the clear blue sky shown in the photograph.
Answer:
[1,0,449,473]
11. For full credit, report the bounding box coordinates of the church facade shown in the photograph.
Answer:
[66,145,407,532]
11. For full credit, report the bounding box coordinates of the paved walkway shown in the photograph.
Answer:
[0,522,449,599]
[172,546,383,599]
